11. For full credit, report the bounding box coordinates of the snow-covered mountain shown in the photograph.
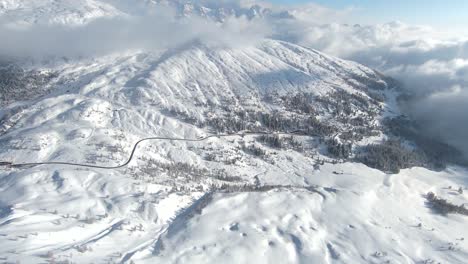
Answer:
[0,1,467,263]
[0,0,273,27]
[0,0,125,26]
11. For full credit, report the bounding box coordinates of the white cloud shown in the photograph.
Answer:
[276,17,468,156]
[0,4,270,59]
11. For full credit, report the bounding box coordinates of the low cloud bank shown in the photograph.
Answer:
[0,5,269,59]
[281,20,468,157]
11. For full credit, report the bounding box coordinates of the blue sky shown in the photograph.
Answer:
[269,0,468,30]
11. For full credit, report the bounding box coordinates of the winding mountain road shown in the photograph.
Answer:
[0,131,305,170]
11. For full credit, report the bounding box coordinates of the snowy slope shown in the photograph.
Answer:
[0,38,466,264]
[138,166,468,264]
[0,39,388,166]
[0,0,124,26]
[0,0,271,27]
[0,1,467,264]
